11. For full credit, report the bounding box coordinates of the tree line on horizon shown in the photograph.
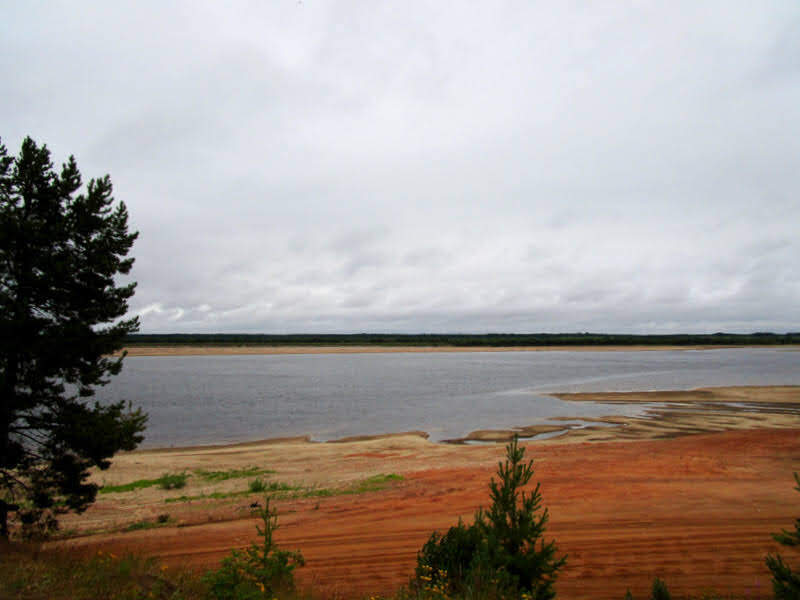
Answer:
[125,332,800,347]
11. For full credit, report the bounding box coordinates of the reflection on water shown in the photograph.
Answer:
[95,348,800,447]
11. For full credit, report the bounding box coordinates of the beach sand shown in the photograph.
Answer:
[53,385,800,599]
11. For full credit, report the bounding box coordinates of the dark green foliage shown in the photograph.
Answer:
[126,332,800,348]
[249,479,294,494]
[416,518,487,594]
[0,136,145,539]
[415,436,566,599]
[196,467,275,482]
[100,473,187,494]
[158,472,187,490]
[620,579,671,600]
[651,578,671,600]
[0,547,185,600]
[478,437,565,596]
[249,478,267,493]
[203,497,305,599]
[766,473,800,599]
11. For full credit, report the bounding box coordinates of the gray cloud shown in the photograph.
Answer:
[2,1,799,333]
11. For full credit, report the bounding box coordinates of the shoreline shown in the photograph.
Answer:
[119,344,800,357]
[59,385,800,599]
[66,427,800,600]
[128,385,800,451]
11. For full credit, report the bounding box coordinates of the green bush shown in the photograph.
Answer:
[203,497,304,599]
[651,578,671,600]
[766,472,800,600]
[196,467,274,482]
[417,518,487,594]
[249,479,267,493]
[0,548,187,600]
[415,436,565,599]
[158,472,187,490]
[622,578,672,600]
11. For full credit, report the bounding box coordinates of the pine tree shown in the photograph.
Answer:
[766,473,800,599]
[476,435,567,599]
[0,136,146,539]
[203,497,304,599]
[416,436,566,599]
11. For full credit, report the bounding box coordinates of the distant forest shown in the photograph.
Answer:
[125,332,800,347]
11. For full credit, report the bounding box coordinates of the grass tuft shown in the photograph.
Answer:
[195,466,275,482]
[99,472,188,494]
[0,546,203,600]
[161,474,402,505]
[158,472,187,490]
[124,514,173,532]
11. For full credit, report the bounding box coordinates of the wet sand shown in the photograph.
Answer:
[54,385,800,599]
[451,385,800,443]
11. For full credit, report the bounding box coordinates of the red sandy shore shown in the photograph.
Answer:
[64,428,800,600]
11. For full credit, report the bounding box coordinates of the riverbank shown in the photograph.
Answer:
[119,344,800,357]
[61,425,800,599]
[63,385,798,525]
[42,385,800,598]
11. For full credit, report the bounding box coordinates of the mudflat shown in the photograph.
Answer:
[55,385,800,599]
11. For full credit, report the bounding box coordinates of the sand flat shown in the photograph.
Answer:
[63,428,800,600]
[52,384,800,599]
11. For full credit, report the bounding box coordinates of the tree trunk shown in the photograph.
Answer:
[0,499,9,540]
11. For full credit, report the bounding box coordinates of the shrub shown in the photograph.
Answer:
[249,479,267,493]
[766,472,800,600]
[415,436,565,599]
[0,547,184,599]
[158,472,187,490]
[417,518,487,595]
[651,577,672,600]
[203,497,304,599]
[623,579,672,600]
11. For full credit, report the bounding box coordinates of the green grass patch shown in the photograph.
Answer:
[0,543,747,600]
[124,520,157,532]
[0,546,204,600]
[194,466,275,482]
[300,488,335,498]
[162,474,402,504]
[158,472,187,490]
[352,473,403,492]
[99,477,162,494]
[291,473,403,499]
[165,482,299,504]
[124,514,172,532]
[250,478,295,493]
[99,472,187,494]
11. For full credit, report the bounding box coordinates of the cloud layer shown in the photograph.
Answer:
[3,2,799,333]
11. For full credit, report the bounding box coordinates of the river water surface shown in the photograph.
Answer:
[97,348,800,448]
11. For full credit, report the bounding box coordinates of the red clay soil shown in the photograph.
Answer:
[66,429,800,600]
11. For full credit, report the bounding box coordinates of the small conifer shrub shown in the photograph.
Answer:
[416,436,565,599]
[622,578,672,600]
[204,497,304,599]
[766,472,800,600]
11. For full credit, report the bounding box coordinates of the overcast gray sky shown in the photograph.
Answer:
[3,2,799,334]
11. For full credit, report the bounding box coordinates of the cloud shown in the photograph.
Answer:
[2,1,799,333]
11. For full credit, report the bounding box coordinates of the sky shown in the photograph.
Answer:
[2,1,799,334]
